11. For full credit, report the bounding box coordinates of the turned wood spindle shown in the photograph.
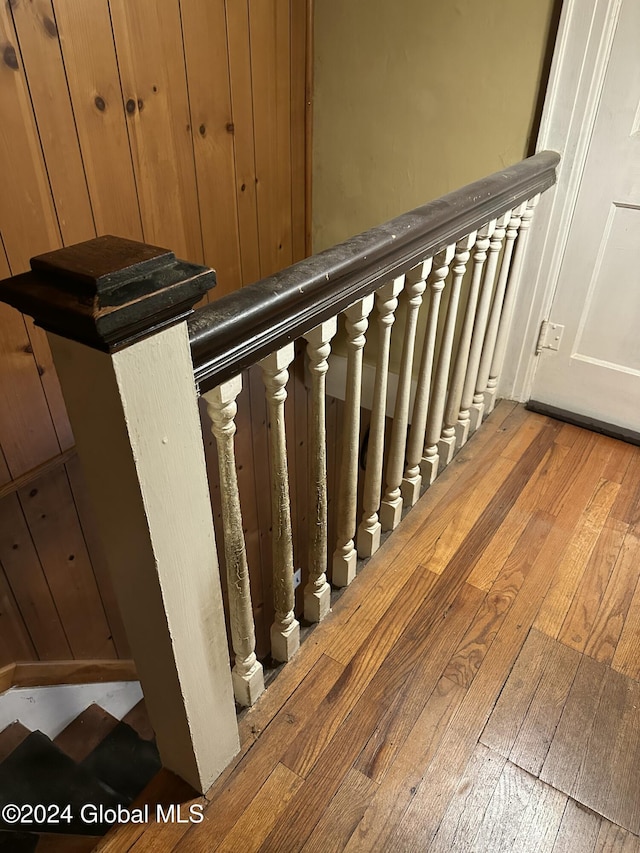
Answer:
[356,276,404,558]
[259,345,300,662]
[332,296,375,587]
[475,204,525,416]
[421,234,475,485]
[204,376,264,707]
[380,259,432,531]
[438,221,495,464]
[302,319,337,621]
[465,210,511,435]
[401,245,454,505]
[486,195,540,412]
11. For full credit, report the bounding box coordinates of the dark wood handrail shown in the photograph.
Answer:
[189,151,560,389]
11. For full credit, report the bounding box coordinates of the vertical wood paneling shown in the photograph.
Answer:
[249,0,293,276]
[0,493,71,659]
[52,0,144,239]
[0,0,310,665]
[108,0,203,262]
[226,0,261,285]
[181,0,242,297]
[11,0,95,246]
[0,3,61,269]
[290,0,308,262]
[17,467,116,659]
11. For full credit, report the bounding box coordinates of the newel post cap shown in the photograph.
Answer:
[0,235,216,352]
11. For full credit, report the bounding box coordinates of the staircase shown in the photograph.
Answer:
[0,702,161,852]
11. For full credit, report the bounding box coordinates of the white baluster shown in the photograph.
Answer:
[466,210,511,434]
[332,295,375,587]
[421,234,475,485]
[204,377,264,707]
[439,221,495,463]
[401,246,454,505]
[380,260,432,531]
[303,319,337,622]
[486,195,540,412]
[356,276,404,558]
[259,344,300,662]
[475,204,525,416]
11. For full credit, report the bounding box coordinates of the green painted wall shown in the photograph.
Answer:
[312,0,558,251]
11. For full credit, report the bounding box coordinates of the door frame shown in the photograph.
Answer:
[501,0,623,402]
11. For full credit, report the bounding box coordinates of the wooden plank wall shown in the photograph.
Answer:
[0,0,310,666]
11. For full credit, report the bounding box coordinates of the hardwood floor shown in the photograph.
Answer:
[101,402,640,852]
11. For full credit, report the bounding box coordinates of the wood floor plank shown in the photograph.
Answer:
[558,516,628,653]
[540,654,608,794]
[602,438,636,485]
[552,800,601,853]
[610,451,640,528]
[508,640,581,777]
[480,629,554,757]
[354,582,485,783]
[343,676,466,852]
[427,743,506,852]
[281,565,439,778]
[471,761,537,853]
[300,768,377,853]
[467,442,569,591]
[510,775,568,852]
[172,654,344,852]
[445,512,554,689]
[585,529,640,665]
[534,478,620,639]
[384,451,607,852]
[216,763,304,853]
[594,821,640,852]
[53,703,119,763]
[611,568,640,682]
[574,667,640,834]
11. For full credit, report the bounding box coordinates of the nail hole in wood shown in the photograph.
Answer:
[199,124,206,136]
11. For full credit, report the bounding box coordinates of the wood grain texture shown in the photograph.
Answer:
[249,0,293,276]
[97,411,640,853]
[181,0,241,295]
[108,0,203,262]
[53,703,119,762]
[17,466,116,659]
[10,0,96,246]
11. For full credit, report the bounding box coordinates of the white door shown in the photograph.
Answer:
[529,0,640,432]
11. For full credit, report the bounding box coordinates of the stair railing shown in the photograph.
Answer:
[0,151,559,793]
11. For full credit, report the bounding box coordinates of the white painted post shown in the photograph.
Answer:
[357,276,404,558]
[303,319,337,622]
[487,196,540,410]
[2,237,240,793]
[259,345,300,662]
[203,377,265,707]
[421,235,475,484]
[476,204,525,415]
[333,296,374,587]
[400,247,454,505]
[439,221,495,458]
[465,210,511,435]
[380,260,432,531]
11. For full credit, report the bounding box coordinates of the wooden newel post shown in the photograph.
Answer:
[0,236,239,794]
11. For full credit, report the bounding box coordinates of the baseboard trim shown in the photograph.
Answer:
[526,400,640,446]
[0,660,138,694]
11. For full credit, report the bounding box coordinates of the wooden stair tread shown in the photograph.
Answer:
[53,704,119,763]
[122,699,154,742]
[0,721,31,763]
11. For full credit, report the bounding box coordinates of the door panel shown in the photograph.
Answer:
[530,0,640,431]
